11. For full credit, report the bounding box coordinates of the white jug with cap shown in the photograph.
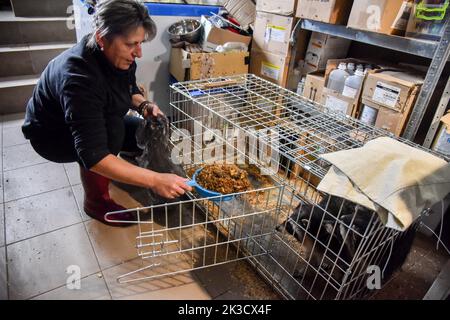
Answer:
[342,68,365,98]
[327,62,349,93]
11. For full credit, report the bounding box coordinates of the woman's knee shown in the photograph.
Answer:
[30,139,78,163]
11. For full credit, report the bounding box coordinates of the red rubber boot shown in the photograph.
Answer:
[79,166,136,226]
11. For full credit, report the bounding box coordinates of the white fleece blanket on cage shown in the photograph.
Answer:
[317,137,450,231]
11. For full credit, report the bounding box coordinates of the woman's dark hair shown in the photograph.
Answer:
[87,0,157,48]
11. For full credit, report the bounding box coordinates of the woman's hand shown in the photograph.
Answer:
[149,172,192,199]
[142,102,164,119]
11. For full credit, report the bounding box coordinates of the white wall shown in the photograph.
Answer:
[134,15,197,114]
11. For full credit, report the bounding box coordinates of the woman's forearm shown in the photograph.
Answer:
[132,93,146,110]
[131,94,164,118]
[90,154,156,188]
[89,154,192,199]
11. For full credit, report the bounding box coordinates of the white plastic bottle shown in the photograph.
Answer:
[360,105,378,125]
[342,68,365,98]
[297,77,306,95]
[347,63,355,75]
[327,62,349,93]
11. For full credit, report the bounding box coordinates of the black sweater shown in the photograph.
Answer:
[22,34,142,169]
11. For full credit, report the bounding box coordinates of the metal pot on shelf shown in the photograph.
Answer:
[167,19,202,44]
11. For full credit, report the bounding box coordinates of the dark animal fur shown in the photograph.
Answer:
[112,115,186,206]
[277,196,416,283]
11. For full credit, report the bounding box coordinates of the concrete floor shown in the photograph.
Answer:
[370,233,449,300]
[0,112,448,300]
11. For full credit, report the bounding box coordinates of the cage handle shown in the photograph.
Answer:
[199,79,238,89]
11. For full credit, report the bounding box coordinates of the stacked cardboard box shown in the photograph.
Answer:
[303,70,325,102]
[347,0,413,36]
[250,0,303,87]
[360,70,424,136]
[295,0,353,25]
[169,15,252,82]
[170,46,250,82]
[201,15,252,53]
[256,0,298,16]
[432,112,450,156]
[302,57,425,138]
[302,31,351,74]
[314,58,374,116]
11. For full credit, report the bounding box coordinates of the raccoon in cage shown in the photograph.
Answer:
[276,196,416,284]
[113,114,186,207]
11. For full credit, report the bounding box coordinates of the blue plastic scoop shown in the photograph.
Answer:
[186,168,234,201]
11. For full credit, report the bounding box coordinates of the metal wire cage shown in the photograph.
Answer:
[105,185,285,285]
[109,74,443,299]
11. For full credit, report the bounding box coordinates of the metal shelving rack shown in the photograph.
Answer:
[295,18,450,147]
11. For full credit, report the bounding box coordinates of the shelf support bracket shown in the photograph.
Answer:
[403,18,450,141]
[423,76,450,149]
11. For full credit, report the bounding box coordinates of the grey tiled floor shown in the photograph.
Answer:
[0,113,278,300]
[0,246,6,300]
[4,187,81,244]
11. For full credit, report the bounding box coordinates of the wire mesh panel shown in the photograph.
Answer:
[106,186,284,284]
[165,74,444,300]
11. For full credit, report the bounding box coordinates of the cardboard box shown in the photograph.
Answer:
[295,0,353,24]
[288,130,333,187]
[201,15,252,53]
[359,98,407,136]
[170,48,249,82]
[291,162,322,187]
[432,113,450,156]
[298,59,318,75]
[375,104,406,136]
[321,88,356,116]
[253,12,296,56]
[256,0,298,16]
[308,31,352,49]
[318,58,375,117]
[250,49,291,87]
[304,49,346,72]
[324,58,372,81]
[304,32,351,70]
[303,70,325,102]
[347,0,413,35]
[362,70,424,113]
[358,69,424,137]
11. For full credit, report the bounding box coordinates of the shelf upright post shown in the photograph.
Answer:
[423,76,450,148]
[403,18,450,141]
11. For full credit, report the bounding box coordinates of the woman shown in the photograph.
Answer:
[22,0,191,225]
